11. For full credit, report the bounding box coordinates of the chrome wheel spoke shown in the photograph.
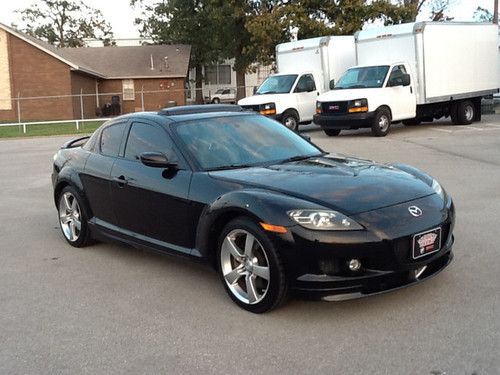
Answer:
[223,237,243,259]
[73,218,81,231]
[63,193,72,211]
[69,221,77,241]
[224,267,244,285]
[252,265,270,281]
[60,214,70,224]
[245,274,259,304]
[244,233,255,257]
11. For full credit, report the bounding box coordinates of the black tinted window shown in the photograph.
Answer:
[100,123,125,157]
[125,122,175,161]
[174,114,321,170]
[295,74,316,92]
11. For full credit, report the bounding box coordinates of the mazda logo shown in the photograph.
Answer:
[408,206,423,217]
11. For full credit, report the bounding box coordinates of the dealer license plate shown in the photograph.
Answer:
[412,227,441,259]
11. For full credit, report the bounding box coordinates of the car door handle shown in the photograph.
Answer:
[113,175,130,187]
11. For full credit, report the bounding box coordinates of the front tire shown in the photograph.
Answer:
[371,108,391,137]
[57,186,93,247]
[212,97,220,104]
[281,111,299,131]
[324,129,341,136]
[217,217,288,313]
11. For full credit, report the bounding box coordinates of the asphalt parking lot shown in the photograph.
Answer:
[1,115,499,374]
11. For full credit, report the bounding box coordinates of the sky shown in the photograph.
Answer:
[0,0,497,40]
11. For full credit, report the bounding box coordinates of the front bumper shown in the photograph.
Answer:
[313,112,375,129]
[274,195,455,301]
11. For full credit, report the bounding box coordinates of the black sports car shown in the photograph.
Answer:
[52,105,455,313]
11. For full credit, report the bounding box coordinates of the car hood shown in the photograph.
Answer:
[238,94,287,106]
[208,155,435,215]
[318,88,381,102]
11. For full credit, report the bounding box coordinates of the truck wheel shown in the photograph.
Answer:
[402,118,421,126]
[281,111,299,131]
[454,100,474,125]
[212,98,220,104]
[324,129,341,136]
[371,108,391,137]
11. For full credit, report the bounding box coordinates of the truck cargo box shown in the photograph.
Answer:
[355,22,499,105]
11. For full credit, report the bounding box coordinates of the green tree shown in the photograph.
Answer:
[14,0,113,47]
[473,6,494,22]
[132,0,223,103]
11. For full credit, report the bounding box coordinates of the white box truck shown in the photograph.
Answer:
[314,22,500,137]
[238,36,356,130]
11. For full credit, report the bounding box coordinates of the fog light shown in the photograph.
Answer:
[348,259,361,272]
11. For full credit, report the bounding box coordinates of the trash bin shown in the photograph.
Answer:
[111,96,121,115]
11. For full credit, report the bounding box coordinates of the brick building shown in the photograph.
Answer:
[0,23,191,122]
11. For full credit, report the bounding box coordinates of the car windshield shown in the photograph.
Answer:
[173,114,322,171]
[256,74,298,94]
[335,66,389,89]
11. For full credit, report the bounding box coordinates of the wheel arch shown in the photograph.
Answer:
[375,104,392,119]
[53,170,92,218]
[282,108,300,122]
[194,189,321,267]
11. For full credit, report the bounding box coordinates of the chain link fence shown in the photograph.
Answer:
[0,85,259,136]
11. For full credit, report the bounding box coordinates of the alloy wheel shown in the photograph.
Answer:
[220,229,270,305]
[59,192,82,242]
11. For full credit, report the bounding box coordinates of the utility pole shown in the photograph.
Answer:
[494,0,498,24]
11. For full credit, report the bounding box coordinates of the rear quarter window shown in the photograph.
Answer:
[100,123,126,157]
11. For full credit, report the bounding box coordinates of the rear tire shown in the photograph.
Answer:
[217,217,288,313]
[371,108,391,137]
[453,100,474,125]
[323,129,341,136]
[57,186,93,247]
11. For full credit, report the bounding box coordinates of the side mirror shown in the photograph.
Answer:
[140,152,177,168]
[306,81,315,92]
[329,79,335,90]
[253,86,257,95]
[401,73,411,86]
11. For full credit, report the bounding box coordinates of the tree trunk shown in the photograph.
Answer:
[195,64,204,104]
[236,69,246,101]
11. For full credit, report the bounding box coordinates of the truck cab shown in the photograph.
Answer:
[314,62,416,136]
[239,72,321,131]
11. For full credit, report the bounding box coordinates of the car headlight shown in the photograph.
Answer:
[259,102,276,116]
[288,209,364,231]
[348,99,368,113]
[432,178,445,200]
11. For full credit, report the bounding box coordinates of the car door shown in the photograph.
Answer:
[81,120,128,227]
[109,120,195,251]
[385,64,416,120]
[294,74,319,122]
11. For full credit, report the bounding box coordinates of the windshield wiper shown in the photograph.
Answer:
[258,91,277,95]
[207,164,255,171]
[278,154,322,164]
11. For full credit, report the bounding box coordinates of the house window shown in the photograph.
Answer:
[122,79,135,101]
[204,65,231,85]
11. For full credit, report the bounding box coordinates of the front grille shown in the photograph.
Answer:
[321,101,348,115]
[241,105,260,112]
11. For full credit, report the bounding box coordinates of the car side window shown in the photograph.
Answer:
[388,65,408,86]
[100,122,126,157]
[124,122,176,162]
[294,74,316,93]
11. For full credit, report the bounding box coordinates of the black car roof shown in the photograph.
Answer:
[101,105,253,127]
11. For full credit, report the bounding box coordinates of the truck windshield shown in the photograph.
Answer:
[256,74,298,94]
[335,66,389,89]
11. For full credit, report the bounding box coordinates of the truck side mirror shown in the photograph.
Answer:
[306,81,315,92]
[329,80,335,90]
